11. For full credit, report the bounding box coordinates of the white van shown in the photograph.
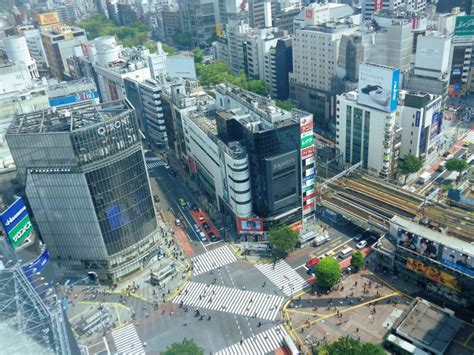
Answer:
[338,247,353,259]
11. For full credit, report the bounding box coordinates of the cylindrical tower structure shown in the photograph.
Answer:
[94,36,120,67]
[4,35,38,79]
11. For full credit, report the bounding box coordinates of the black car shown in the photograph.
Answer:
[202,222,211,232]
[208,232,217,242]
[192,205,199,212]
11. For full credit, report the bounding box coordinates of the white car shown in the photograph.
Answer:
[199,231,207,242]
[356,240,367,249]
[164,163,170,169]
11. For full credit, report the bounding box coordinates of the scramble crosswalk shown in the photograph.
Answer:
[173,282,284,320]
[146,160,166,169]
[111,324,144,354]
[255,260,308,297]
[191,245,238,276]
[215,325,287,355]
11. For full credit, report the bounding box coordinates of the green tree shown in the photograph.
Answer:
[162,43,178,55]
[276,99,296,111]
[316,336,385,355]
[268,226,299,254]
[161,339,204,355]
[350,251,364,272]
[246,79,268,96]
[314,257,340,288]
[399,154,422,183]
[192,48,204,63]
[172,31,193,48]
[445,158,469,173]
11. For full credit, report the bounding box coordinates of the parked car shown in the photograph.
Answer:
[208,232,217,242]
[192,205,200,212]
[202,222,211,232]
[356,240,367,249]
[175,219,182,226]
[199,215,205,222]
[199,232,207,242]
[193,224,200,233]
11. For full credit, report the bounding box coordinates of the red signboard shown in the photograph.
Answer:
[303,202,315,210]
[189,157,196,174]
[304,193,316,201]
[374,0,383,12]
[300,116,313,133]
[301,146,314,159]
[305,9,313,19]
[236,217,264,234]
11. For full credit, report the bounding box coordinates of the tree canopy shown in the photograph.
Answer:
[316,336,385,355]
[445,158,469,173]
[161,339,204,355]
[268,226,299,254]
[162,44,178,55]
[275,99,297,111]
[315,257,340,288]
[399,154,422,182]
[77,13,157,53]
[196,61,268,96]
[192,48,204,64]
[350,251,364,272]
[172,31,193,49]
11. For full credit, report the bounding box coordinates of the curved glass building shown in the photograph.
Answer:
[6,101,161,280]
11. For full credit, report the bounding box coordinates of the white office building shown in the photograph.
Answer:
[336,90,401,178]
[360,0,427,20]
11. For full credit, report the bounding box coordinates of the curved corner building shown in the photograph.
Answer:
[6,101,160,280]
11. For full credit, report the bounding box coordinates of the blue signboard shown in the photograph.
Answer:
[22,249,49,279]
[49,90,99,107]
[0,197,29,234]
[415,111,421,127]
[390,69,400,112]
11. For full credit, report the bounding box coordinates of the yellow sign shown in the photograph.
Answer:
[36,12,60,26]
[406,258,461,292]
[216,24,222,37]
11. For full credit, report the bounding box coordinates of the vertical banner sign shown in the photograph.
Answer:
[0,197,33,249]
[300,114,316,224]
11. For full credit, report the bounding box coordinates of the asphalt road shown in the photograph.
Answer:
[144,150,205,245]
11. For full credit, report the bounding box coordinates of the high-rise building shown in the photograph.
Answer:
[249,0,280,29]
[6,101,162,280]
[17,26,49,75]
[289,6,358,120]
[124,78,168,148]
[161,4,181,43]
[47,77,100,107]
[117,2,138,25]
[449,15,474,96]
[360,0,427,20]
[40,24,87,80]
[178,0,218,47]
[264,36,292,99]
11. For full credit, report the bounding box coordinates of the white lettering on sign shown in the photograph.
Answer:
[97,117,130,136]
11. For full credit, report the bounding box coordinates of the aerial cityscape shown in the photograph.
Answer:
[0,0,473,354]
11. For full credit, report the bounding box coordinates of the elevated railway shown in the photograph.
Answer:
[320,172,474,242]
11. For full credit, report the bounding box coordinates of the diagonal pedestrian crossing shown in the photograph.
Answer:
[255,260,308,297]
[146,160,166,169]
[173,282,283,320]
[111,323,144,354]
[215,325,287,355]
[191,245,238,276]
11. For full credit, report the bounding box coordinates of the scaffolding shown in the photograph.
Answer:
[0,263,72,354]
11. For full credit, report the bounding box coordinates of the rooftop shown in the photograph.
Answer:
[396,299,462,354]
[47,78,96,98]
[7,100,133,135]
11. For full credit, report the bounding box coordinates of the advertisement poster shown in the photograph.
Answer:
[358,63,400,112]
[396,228,438,260]
[0,197,33,249]
[236,218,264,234]
[406,258,461,292]
[441,247,474,277]
[430,112,442,139]
[454,16,474,38]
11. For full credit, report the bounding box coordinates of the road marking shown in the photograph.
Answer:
[146,161,166,169]
[255,260,309,297]
[191,245,238,276]
[173,282,284,320]
[111,323,144,354]
[316,238,351,259]
[215,325,287,355]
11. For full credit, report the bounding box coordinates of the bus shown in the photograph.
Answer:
[384,334,429,355]
[338,246,353,259]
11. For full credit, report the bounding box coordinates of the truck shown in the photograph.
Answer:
[418,172,431,184]
[313,233,331,247]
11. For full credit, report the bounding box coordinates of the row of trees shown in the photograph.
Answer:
[399,154,469,183]
[77,13,157,53]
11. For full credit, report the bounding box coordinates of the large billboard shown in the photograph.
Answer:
[0,198,33,249]
[406,258,461,292]
[454,16,474,37]
[396,228,438,260]
[441,247,474,277]
[358,63,400,112]
[236,218,264,234]
[300,113,316,223]
[49,90,99,107]
[166,55,197,79]
[35,12,60,26]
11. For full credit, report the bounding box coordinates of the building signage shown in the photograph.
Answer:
[454,16,474,38]
[300,116,313,133]
[0,198,33,249]
[305,9,313,19]
[301,135,314,149]
[49,90,99,107]
[22,249,49,279]
[358,63,400,112]
[36,12,60,26]
[97,117,130,136]
[236,218,264,234]
[302,146,314,159]
[406,258,461,292]
[415,111,421,127]
[374,0,383,13]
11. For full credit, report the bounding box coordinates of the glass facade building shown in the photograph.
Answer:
[6,101,160,280]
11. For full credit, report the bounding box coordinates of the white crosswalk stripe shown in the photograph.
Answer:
[146,161,165,169]
[255,260,308,297]
[111,324,144,354]
[215,325,287,355]
[191,245,238,275]
[173,282,284,320]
